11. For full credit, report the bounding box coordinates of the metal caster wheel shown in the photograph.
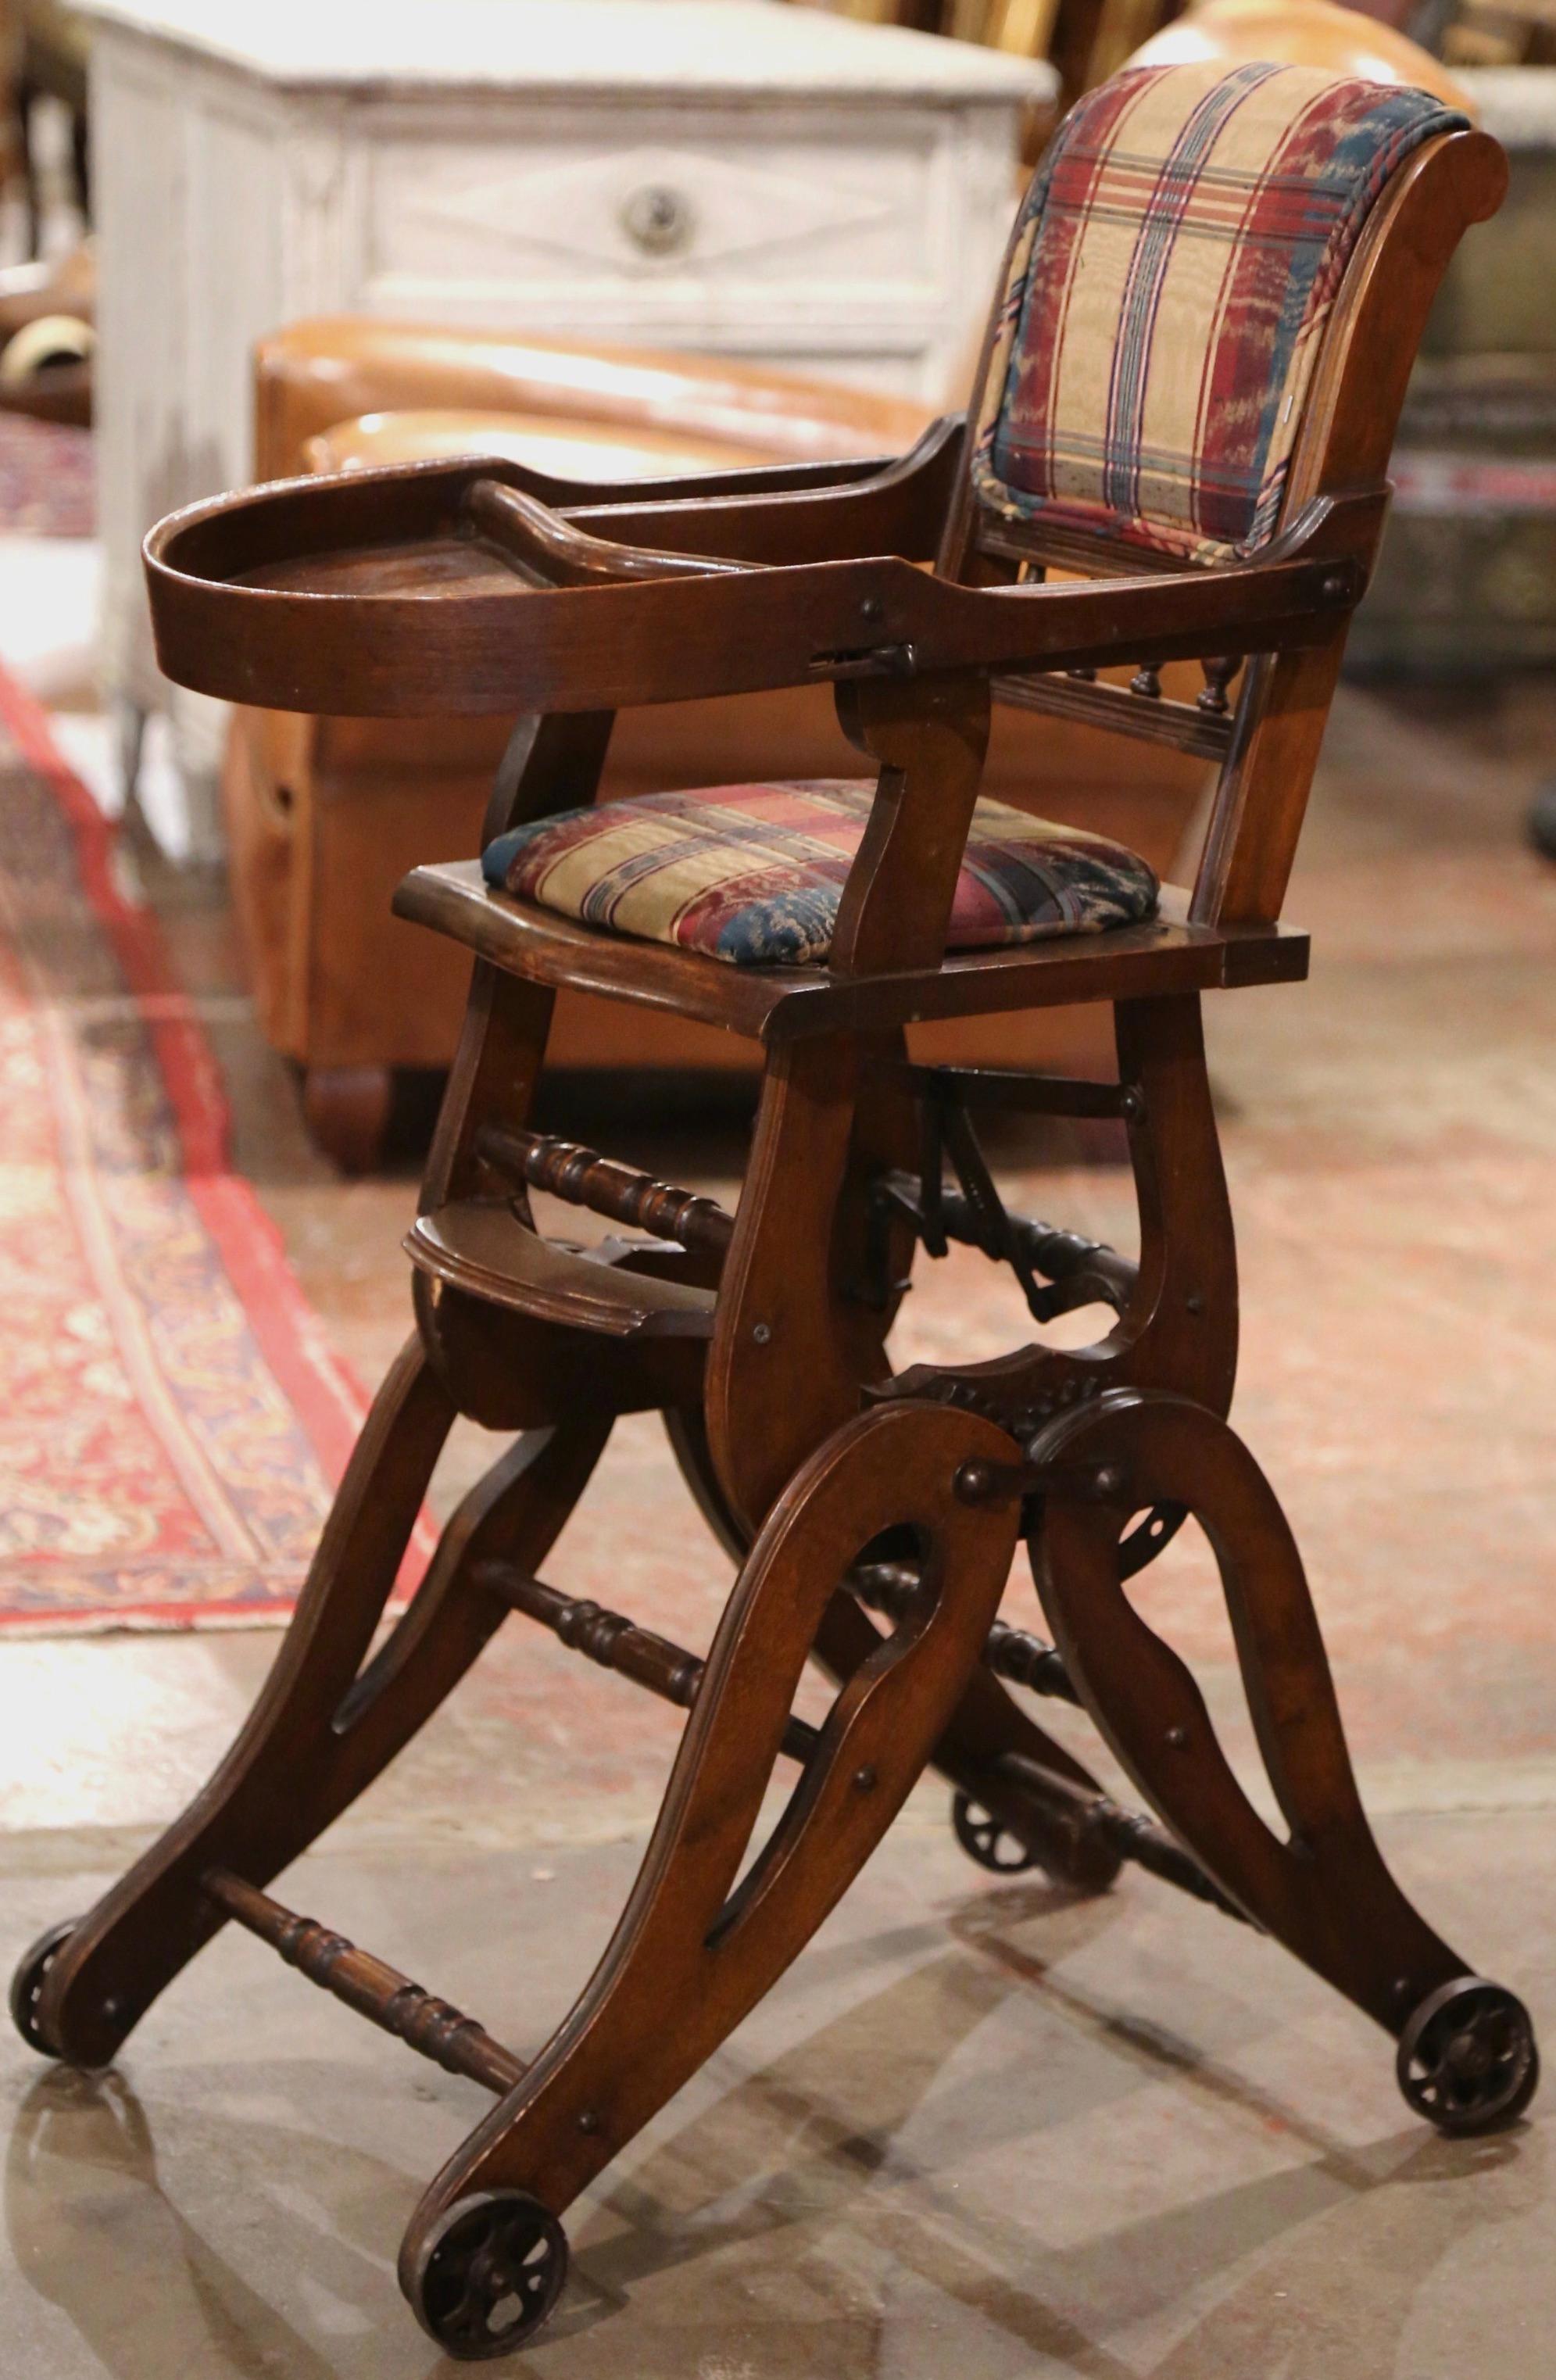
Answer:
[406,2190,570,2360]
[1397,1977,1540,2135]
[951,1773,1123,1893]
[951,1790,1047,1875]
[9,1919,77,2055]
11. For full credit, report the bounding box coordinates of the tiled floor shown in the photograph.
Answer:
[2,672,1554,2375]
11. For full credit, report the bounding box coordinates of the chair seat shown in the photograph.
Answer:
[481,780,1159,969]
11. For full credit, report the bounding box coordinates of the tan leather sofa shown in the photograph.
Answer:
[1129,0,1475,97]
[231,321,1213,1168]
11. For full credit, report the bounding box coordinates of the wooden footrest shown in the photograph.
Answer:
[202,1869,526,2092]
[405,1201,717,1338]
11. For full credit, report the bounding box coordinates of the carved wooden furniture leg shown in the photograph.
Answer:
[1028,1388,1538,2132]
[13,1345,610,2068]
[396,1399,1019,2359]
[302,1064,396,1174]
[666,1409,1124,1895]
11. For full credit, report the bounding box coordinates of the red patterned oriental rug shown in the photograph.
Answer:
[0,664,374,1634]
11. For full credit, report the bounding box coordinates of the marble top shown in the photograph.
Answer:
[75,0,1055,101]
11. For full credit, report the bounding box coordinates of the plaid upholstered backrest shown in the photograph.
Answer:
[969,61,1467,566]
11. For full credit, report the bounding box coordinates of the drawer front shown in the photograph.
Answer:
[358,102,989,331]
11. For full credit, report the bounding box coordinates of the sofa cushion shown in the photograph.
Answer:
[481,779,1158,968]
[971,61,1466,563]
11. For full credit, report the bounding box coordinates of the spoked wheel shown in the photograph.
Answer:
[9,1919,77,2055]
[951,1790,1047,1875]
[406,2190,570,2360]
[1397,1977,1539,2135]
[950,1776,1123,1893]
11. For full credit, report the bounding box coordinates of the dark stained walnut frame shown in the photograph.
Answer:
[11,120,1539,2363]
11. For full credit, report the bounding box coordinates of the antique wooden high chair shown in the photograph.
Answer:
[12,62,1535,2360]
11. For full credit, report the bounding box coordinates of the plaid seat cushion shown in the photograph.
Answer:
[482,782,1158,968]
[972,61,1466,563]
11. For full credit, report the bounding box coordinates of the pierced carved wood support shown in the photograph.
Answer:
[1029,1389,1473,2028]
[665,1405,1126,1890]
[400,1401,1022,2258]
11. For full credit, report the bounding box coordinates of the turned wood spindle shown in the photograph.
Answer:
[202,1869,527,2092]
[1197,655,1238,715]
[1129,664,1162,700]
[481,1564,822,1764]
[851,1562,1082,1704]
[476,1122,735,1258]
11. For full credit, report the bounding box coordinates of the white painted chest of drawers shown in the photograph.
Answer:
[77,0,1050,851]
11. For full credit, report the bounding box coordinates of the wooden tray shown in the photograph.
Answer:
[143,449,1368,721]
[142,449,937,718]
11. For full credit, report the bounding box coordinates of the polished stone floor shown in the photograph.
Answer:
[2,677,1554,2375]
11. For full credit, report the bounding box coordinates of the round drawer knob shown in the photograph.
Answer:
[621,183,695,258]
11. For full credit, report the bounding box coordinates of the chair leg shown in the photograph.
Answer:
[301,1065,395,1175]
[666,1404,1124,1895]
[397,1399,1020,2360]
[1028,1387,1538,2133]
[16,1338,610,2069]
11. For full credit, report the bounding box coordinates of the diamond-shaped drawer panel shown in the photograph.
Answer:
[363,118,954,332]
